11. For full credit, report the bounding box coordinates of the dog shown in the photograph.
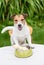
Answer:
[1,14,33,50]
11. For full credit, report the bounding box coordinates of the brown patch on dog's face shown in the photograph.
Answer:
[14,15,25,24]
[10,14,28,24]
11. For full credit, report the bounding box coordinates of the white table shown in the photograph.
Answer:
[0,44,44,65]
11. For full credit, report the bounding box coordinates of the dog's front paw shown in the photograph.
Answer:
[13,45,20,49]
[29,44,34,49]
[20,47,28,51]
[23,47,28,51]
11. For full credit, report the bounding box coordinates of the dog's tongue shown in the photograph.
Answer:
[18,27,22,31]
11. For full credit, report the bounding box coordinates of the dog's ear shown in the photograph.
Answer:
[23,14,28,18]
[10,14,16,19]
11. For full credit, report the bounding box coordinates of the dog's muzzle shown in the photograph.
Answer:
[18,24,22,31]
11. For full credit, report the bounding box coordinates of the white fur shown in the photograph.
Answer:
[1,26,13,33]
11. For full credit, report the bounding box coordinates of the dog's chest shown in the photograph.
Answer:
[17,33,26,42]
[13,29,27,41]
[17,31,27,41]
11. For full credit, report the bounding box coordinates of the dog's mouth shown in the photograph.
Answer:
[18,24,23,31]
[18,26,22,31]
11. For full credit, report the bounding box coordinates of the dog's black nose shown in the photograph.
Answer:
[18,24,21,27]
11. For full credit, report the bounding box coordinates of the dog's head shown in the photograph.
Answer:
[11,14,28,31]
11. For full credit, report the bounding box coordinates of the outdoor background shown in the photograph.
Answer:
[0,0,44,47]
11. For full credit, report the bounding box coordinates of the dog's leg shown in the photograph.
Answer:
[10,37,15,45]
[10,37,20,49]
[10,37,25,50]
[10,36,28,50]
[27,34,34,49]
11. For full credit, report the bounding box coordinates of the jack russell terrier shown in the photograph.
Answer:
[1,14,34,50]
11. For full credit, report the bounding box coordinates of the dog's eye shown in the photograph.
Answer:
[21,19,24,21]
[15,20,18,21]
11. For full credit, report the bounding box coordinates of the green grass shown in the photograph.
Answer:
[0,0,44,21]
[0,25,11,47]
[0,22,44,47]
[32,26,44,44]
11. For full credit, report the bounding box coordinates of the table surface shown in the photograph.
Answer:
[0,44,44,65]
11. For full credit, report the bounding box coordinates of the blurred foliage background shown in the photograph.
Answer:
[0,0,44,47]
